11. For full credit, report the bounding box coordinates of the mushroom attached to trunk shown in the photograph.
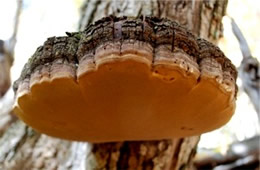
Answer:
[13,16,237,142]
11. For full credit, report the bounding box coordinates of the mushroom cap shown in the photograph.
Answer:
[13,16,237,142]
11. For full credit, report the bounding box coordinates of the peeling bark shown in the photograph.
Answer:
[1,0,229,169]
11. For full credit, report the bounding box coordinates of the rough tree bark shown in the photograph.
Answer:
[0,0,228,169]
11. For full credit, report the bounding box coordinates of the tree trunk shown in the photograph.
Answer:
[0,0,227,169]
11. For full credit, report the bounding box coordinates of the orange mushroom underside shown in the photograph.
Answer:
[14,47,235,142]
[13,16,237,142]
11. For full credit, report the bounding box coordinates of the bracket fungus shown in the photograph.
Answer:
[13,16,237,142]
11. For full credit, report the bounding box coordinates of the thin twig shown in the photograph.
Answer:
[8,0,23,57]
[230,17,252,59]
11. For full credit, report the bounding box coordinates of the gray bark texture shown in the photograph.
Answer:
[0,0,228,170]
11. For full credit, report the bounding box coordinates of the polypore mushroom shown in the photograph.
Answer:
[13,16,237,142]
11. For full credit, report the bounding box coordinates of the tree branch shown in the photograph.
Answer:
[231,17,260,115]
[230,18,252,59]
[5,0,23,59]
